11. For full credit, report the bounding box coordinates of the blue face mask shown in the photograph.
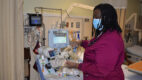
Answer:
[93,19,103,31]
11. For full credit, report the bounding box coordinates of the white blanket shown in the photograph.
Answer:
[122,65,142,80]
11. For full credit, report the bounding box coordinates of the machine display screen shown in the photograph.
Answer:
[48,50,56,57]
[54,37,66,44]
[53,31,67,44]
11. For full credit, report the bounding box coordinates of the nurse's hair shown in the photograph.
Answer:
[89,3,122,46]
[93,3,122,37]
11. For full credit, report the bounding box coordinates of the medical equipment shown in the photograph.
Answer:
[48,29,70,51]
[37,46,69,68]
[76,31,80,41]
[36,45,84,80]
[28,14,42,26]
[34,7,63,28]
[126,45,142,63]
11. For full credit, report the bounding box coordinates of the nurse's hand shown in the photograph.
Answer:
[65,61,79,68]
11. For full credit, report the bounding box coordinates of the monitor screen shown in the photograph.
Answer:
[54,37,66,44]
[31,17,41,25]
[53,31,67,44]
[29,14,42,26]
[48,50,56,57]
[48,29,69,49]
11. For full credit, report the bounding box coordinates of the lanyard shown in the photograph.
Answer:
[88,32,103,46]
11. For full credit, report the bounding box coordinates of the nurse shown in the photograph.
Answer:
[66,3,125,80]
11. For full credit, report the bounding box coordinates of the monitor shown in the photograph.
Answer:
[48,29,69,49]
[48,50,56,57]
[29,14,42,26]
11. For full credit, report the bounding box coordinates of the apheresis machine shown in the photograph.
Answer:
[36,29,83,80]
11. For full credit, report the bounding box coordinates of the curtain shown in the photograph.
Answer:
[0,0,24,80]
[116,9,126,38]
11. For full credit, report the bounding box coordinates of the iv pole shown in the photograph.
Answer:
[34,7,63,46]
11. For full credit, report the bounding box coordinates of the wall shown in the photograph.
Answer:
[140,3,142,42]
[126,0,141,19]
[24,0,142,41]
[126,0,142,42]
[24,0,103,43]
[24,0,103,17]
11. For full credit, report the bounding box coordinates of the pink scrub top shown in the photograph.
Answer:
[78,30,125,80]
